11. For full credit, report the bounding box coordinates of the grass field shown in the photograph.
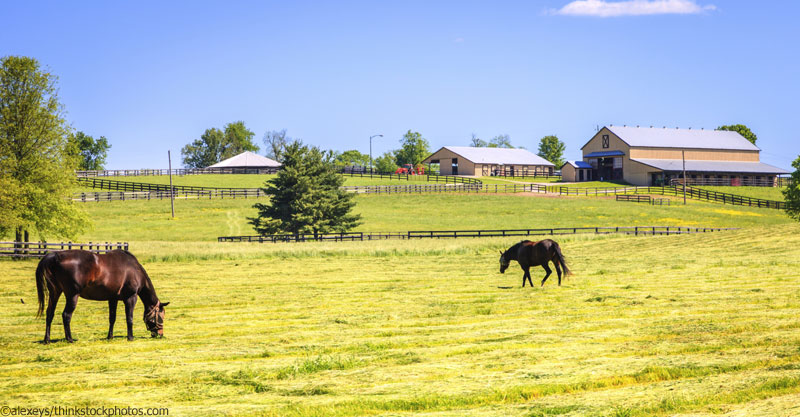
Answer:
[3,180,799,416]
[65,193,791,242]
[2,224,800,416]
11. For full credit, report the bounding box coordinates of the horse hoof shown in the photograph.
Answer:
[127,336,134,341]
[66,339,74,343]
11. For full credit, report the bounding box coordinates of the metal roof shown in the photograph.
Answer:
[585,150,625,158]
[428,146,555,166]
[562,160,593,169]
[605,125,760,151]
[207,151,281,168]
[631,158,789,174]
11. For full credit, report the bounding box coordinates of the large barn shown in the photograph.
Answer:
[422,146,555,177]
[576,125,788,186]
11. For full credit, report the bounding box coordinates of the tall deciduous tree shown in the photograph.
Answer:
[537,135,566,167]
[263,129,289,163]
[0,56,89,241]
[335,150,370,167]
[68,131,111,170]
[489,134,514,148]
[716,124,757,145]
[470,133,488,147]
[375,151,399,173]
[181,121,259,168]
[249,141,361,237]
[783,155,800,221]
[395,130,430,167]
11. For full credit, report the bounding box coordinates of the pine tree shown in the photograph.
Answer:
[249,141,361,237]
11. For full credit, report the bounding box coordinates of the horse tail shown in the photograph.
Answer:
[35,253,56,318]
[553,241,572,276]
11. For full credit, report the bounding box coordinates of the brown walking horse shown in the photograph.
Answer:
[35,250,169,343]
[499,239,571,287]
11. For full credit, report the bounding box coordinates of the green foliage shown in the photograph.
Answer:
[0,55,89,240]
[334,149,370,167]
[470,134,488,147]
[181,121,259,168]
[488,134,514,148]
[375,151,399,173]
[537,135,566,167]
[68,131,111,170]
[783,155,800,221]
[716,124,758,145]
[262,129,289,163]
[395,130,430,167]
[249,141,361,236]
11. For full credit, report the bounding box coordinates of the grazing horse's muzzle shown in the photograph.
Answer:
[144,302,168,338]
[499,252,510,274]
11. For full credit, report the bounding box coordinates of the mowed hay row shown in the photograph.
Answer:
[2,224,800,416]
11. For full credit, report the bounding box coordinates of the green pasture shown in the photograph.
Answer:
[66,193,791,242]
[2,224,800,416]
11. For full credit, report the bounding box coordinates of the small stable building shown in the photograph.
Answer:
[207,151,281,173]
[560,161,593,182]
[422,146,555,177]
[577,125,788,186]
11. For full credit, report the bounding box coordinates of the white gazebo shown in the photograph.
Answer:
[207,151,281,173]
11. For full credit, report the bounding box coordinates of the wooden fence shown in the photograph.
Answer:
[218,226,738,243]
[73,189,265,202]
[669,177,791,187]
[553,185,784,209]
[76,167,278,177]
[615,195,671,206]
[0,241,129,258]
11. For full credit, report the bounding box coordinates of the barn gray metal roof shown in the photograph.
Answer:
[562,160,593,169]
[207,151,281,168]
[631,158,789,174]
[428,147,555,166]
[604,126,761,151]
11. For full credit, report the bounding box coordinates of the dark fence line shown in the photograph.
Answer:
[553,185,784,209]
[338,171,483,185]
[0,241,129,258]
[218,226,738,243]
[616,195,671,206]
[76,167,278,177]
[76,177,235,193]
[669,178,790,187]
[73,189,265,202]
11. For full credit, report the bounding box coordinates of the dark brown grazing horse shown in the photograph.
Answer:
[35,250,169,343]
[499,239,571,287]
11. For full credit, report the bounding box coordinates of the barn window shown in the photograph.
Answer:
[602,135,609,149]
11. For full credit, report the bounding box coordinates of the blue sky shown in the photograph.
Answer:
[2,0,798,169]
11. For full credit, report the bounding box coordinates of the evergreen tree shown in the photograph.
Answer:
[249,141,361,237]
[0,56,89,241]
[537,135,566,167]
[783,155,800,221]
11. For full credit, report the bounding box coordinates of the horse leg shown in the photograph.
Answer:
[107,299,118,340]
[526,269,534,287]
[44,288,61,344]
[62,293,79,343]
[554,261,563,286]
[541,264,552,287]
[123,295,137,341]
[522,267,531,287]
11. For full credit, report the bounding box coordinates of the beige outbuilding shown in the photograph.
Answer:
[423,146,555,177]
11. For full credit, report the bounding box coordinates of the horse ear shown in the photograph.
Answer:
[161,302,170,308]
[499,250,503,255]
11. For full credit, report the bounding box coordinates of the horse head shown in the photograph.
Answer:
[499,250,510,274]
[144,301,170,337]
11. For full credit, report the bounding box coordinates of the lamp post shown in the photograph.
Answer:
[369,134,383,174]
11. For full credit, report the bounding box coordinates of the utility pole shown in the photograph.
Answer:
[682,150,687,205]
[369,134,383,175]
[168,150,175,218]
